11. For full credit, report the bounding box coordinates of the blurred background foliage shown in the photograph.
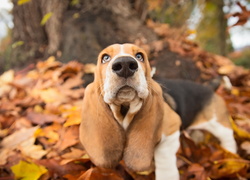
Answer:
[0,0,250,73]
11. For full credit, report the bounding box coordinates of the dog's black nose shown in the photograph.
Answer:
[112,56,138,78]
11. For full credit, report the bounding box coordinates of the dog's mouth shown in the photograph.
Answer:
[116,85,137,103]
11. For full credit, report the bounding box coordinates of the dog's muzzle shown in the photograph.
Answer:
[112,56,138,78]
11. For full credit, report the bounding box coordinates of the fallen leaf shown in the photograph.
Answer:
[26,111,65,125]
[55,126,79,151]
[241,141,250,154]
[210,159,249,178]
[62,148,85,159]
[60,148,86,165]
[182,163,207,180]
[78,167,123,180]
[218,64,236,75]
[0,126,39,165]
[11,160,47,180]
[62,106,82,127]
[36,159,86,177]
[32,87,68,104]
[1,126,39,149]
[19,137,47,159]
[231,118,250,139]
[35,125,60,144]
[0,70,15,97]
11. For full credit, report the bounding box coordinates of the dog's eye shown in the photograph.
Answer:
[101,54,111,63]
[135,53,144,62]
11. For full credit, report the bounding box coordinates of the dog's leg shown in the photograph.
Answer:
[154,131,180,180]
[189,115,237,153]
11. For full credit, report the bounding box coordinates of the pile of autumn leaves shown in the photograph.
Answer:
[0,54,250,180]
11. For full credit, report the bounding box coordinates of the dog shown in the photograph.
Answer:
[79,43,237,180]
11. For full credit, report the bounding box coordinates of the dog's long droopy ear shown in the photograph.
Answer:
[79,83,125,168]
[123,80,164,171]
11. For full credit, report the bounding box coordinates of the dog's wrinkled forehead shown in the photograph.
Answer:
[98,43,147,63]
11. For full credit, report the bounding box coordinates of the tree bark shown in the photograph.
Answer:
[10,0,201,81]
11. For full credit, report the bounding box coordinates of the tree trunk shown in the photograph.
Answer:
[10,0,201,81]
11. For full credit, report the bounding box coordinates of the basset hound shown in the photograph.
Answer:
[80,43,237,180]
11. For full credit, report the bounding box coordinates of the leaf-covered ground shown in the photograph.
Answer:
[1,23,250,180]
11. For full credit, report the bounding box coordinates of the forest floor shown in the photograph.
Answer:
[0,21,250,180]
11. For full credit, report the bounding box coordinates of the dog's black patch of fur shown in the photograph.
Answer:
[155,78,214,129]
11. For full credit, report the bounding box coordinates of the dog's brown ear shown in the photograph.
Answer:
[79,83,125,168]
[123,80,164,171]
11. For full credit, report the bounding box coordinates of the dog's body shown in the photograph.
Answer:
[156,78,237,153]
[80,44,237,180]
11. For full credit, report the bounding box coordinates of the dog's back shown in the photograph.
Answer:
[156,78,214,129]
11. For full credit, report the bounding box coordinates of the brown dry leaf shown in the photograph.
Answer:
[226,2,250,28]
[36,56,62,73]
[19,137,47,159]
[59,72,85,99]
[60,148,86,165]
[241,141,250,154]
[218,64,236,75]
[78,167,123,180]
[61,148,85,159]
[36,159,86,177]
[0,126,39,165]
[0,70,15,97]
[1,126,39,149]
[181,163,207,180]
[61,72,84,90]
[55,126,79,151]
[26,111,65,125]
[34,88,69,104]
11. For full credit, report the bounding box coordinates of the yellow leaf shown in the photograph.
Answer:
[73,13,80,19]
[35,127,59,143]
[211,158,249,178]
[34,105,44,113]
[187,29,197,35]
[40,12,53,26]
[11,160,47,180]
[12,41,24,48]
[70,0,80,6]
[81,153,90,159]
[231,88,240,96]
[17,0,31,5]
[62,106,82,127]
[231,118,250,139]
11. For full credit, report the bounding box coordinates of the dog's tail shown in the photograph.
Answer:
[205,76,232,91]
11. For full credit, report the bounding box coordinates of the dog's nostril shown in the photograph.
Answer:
[112,63,122,71]
[129,62,138,71]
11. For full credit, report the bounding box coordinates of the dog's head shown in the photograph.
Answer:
[94,43,152,105]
